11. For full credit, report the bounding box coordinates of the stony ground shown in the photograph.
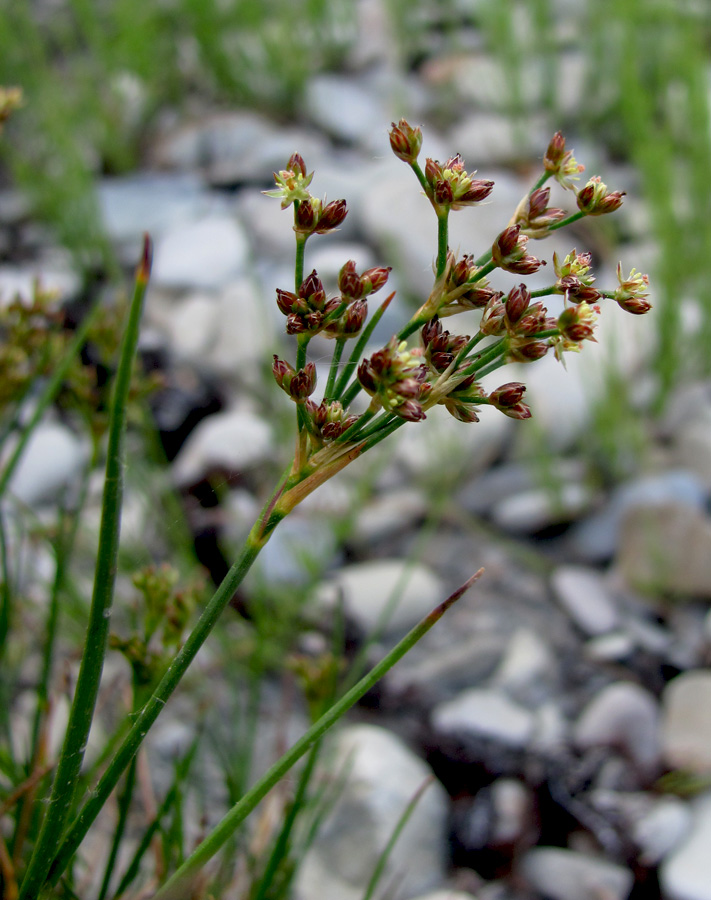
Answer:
[4,3,711,900]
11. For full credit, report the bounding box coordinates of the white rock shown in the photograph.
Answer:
[633,796,691,865]
[520,847,634,900]
[5,421,89,507]
[0,260,81,305]
[432,688,535,748]
[171,407,273,486]
[493,628,555,695]
[210,279,275,377]
[448,111,550,166]
[617,502,711,598]
[296,724,448,900]
[392,404,510,479]
[410,893,479,900]
[352,488,429,545]
[152,215,249,289]
[492,482,594,533]
[672,420,711,488]
[302,74,387,146]
[551,566,620,636]
[97,172,217,245]
[583,631,635,662]
[314,559,444,638]
[573,682,661,776]
[165,293,219,362]
[661,792,711,900]
[661,670,711,774]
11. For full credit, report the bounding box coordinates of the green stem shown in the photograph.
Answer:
[361,777,432,900]
[252,742,321,900]
[529,287,557,299]
[549,210,586,231]
[436,211,449,279]
[409,160,430,195]
[18,239,152,900]
[45,473,291,888]
[472,258,497,281]
[150,570,484,900]
[324,338,346,401]
[360,416,406,453]
[0,300,103,501]
[333,292,395,405]
[350,410,397,443]
[96,757,137,900]
[294,231,307,291]
[531,171,552,193]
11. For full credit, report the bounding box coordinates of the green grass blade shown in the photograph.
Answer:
[18,237,152,900]
[151,569,484,900]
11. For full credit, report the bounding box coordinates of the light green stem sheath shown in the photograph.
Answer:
[0,300,102,500]
[436,211,449,278]
[19,238,152,900]
[151,569,484,900]
[294,228,307,291]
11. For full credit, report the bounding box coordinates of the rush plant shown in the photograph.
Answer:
[4,112,650,899]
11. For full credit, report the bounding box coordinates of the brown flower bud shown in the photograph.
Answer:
[394,398,426,422]
[434,180,454,206]
[480,297,507,336]
[505,284,531,325]
[616,295,652,315]
[338,260,364,299]
[317,199,348,232]
[361,266,391,295]
[294,197,319,232]
[288,362,317,400]
[489,382,526,408]
[276,288,297,316]
[576,177,625,216]
[425,158,443,187]
[287,153,307,177]
[389,119,423,164]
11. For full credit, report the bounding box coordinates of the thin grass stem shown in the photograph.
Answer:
[151,570,484,900]
[18,237,152,900]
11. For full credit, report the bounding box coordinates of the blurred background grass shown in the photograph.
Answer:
[1,0,710,422]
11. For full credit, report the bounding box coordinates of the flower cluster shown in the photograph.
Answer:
[358,338,428,421]
[264,125,651,474]
[424,155,494,212]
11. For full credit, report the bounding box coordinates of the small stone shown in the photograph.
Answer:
[296,724,448,900]
[583,631,635,662]
[448,111,549,166]
[492,482,594,534]
[432,688,535,749]
[352,488,429,545]
[301,74,386,146]
[573,682,661,777]
[661,791,711,900]
[492,628,555,700]
[661,670,711,774]
[633,796,691,865]
[672,420,711,488]
[313,559,444,638]
[617,502,711,598]
[171,406,273,486]
[571,470,707,563]
[152,215,249,289]
[5,421,89,508]
[520,847,634,900]
[551,566,620,636]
